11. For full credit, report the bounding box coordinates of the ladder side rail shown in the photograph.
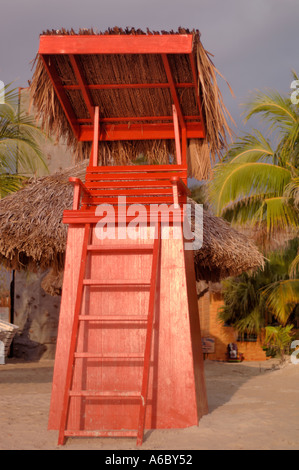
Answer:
[69,177,91,210]
[58,223,91,445]
[136,222,161,446]
[170,176,191,207]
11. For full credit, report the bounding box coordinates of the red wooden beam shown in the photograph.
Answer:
[63,82,194,91]
[69,54,95,120]
[40,54,80,139]
[39,34,194,55]
[79,122,204,141]
[161,54,185,130]
[77,115,202,124]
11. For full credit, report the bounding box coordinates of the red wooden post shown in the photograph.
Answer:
[181,126,187,166]
[172,104,182,165]
[92,106,99,167]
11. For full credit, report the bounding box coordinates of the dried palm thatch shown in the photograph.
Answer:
[30,27,234,180]
[0,162,263,295]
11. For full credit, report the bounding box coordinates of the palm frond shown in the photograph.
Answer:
[234,307,264,335]
[208,161,292,216]
[289,252,299,278]
[222,130,274,164]
[252,196,299,233]
[242,90,298,132]
[262,279,299,324]
[0,173,25,197]
[284,177,299,209]
[0,87,48,190]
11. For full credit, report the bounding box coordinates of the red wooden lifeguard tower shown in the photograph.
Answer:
[39,30,208,446]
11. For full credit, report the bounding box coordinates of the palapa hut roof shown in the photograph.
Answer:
[30,27,234,180]
[0,162,264,295]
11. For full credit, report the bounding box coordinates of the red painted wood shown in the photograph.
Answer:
[85,188,173,196]
[58,223,91,445]
[137,223,161,446]
[92,106,99,166]
[170,176,191,196]
[74,352,145,358]
[69,54,95,120]
[85,180,174,189]
[64,82,195,91]
[85,171,186,180]
[172,105,182,165]
[72,185,80,210]
[181,125,187,166]
[40,55,80,139]
[82,279,151,287]
[77,114,202,124]
[87,244,154,252]
[69,177,90,194]
[49,225,208,442]
[162,54,185,130]
[81,196,175,205]
[79,122,205,141]
[183,240,209,418]
[39,34,194,55]
[78,315,148,322]
[86,163,187,172]
[69,390,140,398]
[62,210,185,225]
[64,430,138,438]
[56,224,161,445]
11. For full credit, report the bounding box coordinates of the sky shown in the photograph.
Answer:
[0,0,298,137]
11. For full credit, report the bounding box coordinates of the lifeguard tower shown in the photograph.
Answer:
[36,29,211,446]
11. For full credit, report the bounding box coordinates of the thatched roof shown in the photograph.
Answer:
[0,162,264,295]
[30,27,233,180]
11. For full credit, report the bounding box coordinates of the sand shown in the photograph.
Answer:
[0,357,298,450]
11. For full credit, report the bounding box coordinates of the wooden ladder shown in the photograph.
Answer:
[58,222,161,446]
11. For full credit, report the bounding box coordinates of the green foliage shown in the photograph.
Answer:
[262,279,299,325]
[210,76,299,332]
[0,84,48,197]
[219,239,299,332]
[220,273,266,335]
[264,325,295,358]
[207,78,299,238]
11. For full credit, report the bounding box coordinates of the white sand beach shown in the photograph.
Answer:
[0,358,298,450]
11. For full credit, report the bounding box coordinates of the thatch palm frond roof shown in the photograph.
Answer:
[30,27,234,180]
[0,162,264,295]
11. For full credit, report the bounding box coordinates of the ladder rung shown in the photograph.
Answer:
[64,430,138,438]
[78,315,148,322]
[74,352,144,359]
[83,279,151,287]
[87,244,154,252]
[69,390,141,398]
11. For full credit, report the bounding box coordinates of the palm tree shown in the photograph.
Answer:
[207,90,299,237]
[219,238,299,333]
[207,74,299,326]
[0,85,47,197]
